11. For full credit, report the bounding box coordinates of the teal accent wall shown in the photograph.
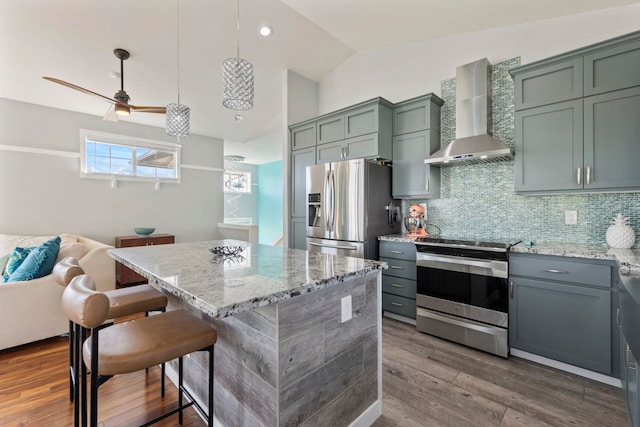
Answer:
[257,161,283,245]
[408,58,640,247]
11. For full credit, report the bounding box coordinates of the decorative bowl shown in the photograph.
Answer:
[134,227,155,237]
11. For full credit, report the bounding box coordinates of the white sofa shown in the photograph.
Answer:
[0,234,115,350]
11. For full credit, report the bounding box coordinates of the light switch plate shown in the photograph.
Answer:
[565,210,578,225]
[341,295,352,323]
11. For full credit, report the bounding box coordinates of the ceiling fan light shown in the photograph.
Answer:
[166,103,190,137]
[114,104,130,116]
[222,57,254,111]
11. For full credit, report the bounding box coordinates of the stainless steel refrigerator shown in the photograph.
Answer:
[306,159,399,259]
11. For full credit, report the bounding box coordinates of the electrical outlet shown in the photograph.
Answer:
[565,210,578,225]
[341,295,352,323]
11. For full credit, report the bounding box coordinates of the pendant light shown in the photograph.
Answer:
[222,0,254,111]
[166,0,190,139]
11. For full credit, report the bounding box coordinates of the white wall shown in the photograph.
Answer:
[0,98,224,244]
[319,4,640,113]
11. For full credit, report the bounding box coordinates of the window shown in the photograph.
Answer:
[80,129,180,181]
[223,171,251,193]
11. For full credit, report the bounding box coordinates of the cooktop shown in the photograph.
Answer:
[414,237,522,252]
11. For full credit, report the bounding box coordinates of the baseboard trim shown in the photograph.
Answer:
[349,400,382,427]
[510,348,621,388]
[383,311,416,325]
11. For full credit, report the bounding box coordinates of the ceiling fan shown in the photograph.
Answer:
[43,48,166,122]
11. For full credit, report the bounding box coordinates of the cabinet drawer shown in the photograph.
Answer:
[513,58,583,110]
[380,257,416,280]
[510,254,611,288]
[379,240,416,260]
[382,276,416,299]
[382,293,416,319]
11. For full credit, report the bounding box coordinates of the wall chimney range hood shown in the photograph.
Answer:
[426,58,513,166]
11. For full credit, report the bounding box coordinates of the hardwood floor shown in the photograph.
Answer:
[0,317,626,426]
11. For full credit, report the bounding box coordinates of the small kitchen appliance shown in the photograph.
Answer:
[404,205,428,238]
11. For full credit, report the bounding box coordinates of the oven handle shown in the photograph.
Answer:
[416,252,508,278]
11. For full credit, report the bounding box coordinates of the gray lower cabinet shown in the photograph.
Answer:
[621,332,639,427]
[509,253,615,376]
[290,218,307,251]
[380,240,416,321]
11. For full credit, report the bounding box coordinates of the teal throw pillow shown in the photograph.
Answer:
[2,247,34,283]
[6,237,61,283]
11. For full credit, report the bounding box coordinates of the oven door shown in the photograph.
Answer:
[416,252,508,327]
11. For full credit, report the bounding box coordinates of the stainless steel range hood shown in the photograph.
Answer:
[426,58,514,166]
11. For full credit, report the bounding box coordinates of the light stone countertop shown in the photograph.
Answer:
[109,240,386,320]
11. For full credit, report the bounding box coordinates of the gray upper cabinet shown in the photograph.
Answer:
[317,133,389,164]
[290,121,316,151]
[345,103,380,138]
[514,58,583,110]
[584,86,640,191]
[509,253,615,375]
[511,30,640,193]
[393,95,441,135]
[317,113,344,145]
[515,100,583,192]
[393,130,441,198]
[391,94,443,199]
[584,38,640,96]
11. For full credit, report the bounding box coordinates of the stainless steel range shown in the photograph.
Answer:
[415,238,520,358]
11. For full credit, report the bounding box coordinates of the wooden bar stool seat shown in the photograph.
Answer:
[62,275,217,427]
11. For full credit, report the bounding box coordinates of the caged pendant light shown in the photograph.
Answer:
[166,0,190,139]
[222,0,254,111]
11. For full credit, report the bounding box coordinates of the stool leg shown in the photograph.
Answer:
[161,362,165,398]
[209,346,214,427]
[178,356,184,425]
[69,320,74,402]
[90,328,99,427]
[72,323,81,427]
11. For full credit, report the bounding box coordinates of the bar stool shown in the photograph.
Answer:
[52,257,169,422]
[62,274,217,427]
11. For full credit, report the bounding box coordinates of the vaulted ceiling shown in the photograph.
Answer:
[2,0,637,156]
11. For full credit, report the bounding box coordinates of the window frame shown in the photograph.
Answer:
[79,129,181,183]
[223,170,252,194]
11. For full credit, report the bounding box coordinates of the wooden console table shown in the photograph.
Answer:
[114,234,174,287]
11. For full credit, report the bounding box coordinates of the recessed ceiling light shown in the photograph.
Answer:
[234,114,243,122]
[259,26,272,37]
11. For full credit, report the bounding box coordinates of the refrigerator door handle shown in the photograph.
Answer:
[329,170,336,232]
[323,171,331,230]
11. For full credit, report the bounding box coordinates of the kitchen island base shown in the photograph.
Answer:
[159,270,382,427]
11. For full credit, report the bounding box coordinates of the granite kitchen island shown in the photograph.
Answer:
[108,240,384,427]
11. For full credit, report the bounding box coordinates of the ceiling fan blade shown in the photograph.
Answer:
[103,104,119,122]
[43,77,117,104]
[128,105,167,114]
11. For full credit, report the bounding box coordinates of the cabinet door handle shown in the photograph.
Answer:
[391,302,404,307]
[542,269,568,274]
[586,166,591,185]
[390,266,404,270]
[390,283,404,288]
[626,343,636,370]
[425,178,430,192]
[390,250,404,254]
[510,281,514,298]
[576,167,582,185]
[617,308,621,328]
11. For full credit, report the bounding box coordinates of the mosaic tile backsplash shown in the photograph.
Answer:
[408,57,640,247]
